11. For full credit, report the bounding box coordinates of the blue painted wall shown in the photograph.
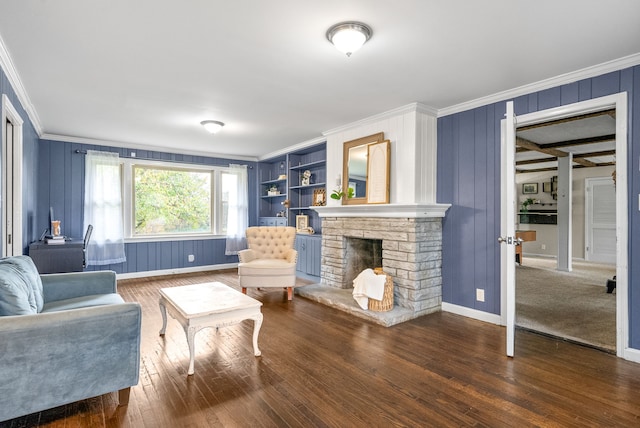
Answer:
[37,139,258,274]
[0,68,40,253]
[438,66,640,349]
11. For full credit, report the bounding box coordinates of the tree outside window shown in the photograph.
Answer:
[133,166,212,236]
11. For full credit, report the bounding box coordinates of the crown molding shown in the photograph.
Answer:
[323,102,437,137]
[438,52,640,117]
[258,135,326,161]
[0,35,43,136]
[41,133,258,162]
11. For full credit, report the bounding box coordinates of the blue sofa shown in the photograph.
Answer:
[0,255,141,422]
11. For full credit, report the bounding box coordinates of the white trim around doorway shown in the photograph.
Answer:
[1,94,24,256]
[501,92,630,361]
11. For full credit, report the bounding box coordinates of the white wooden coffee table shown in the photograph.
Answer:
[159,282,263,375]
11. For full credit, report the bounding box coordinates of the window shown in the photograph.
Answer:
[133,165,212,237]
[122,159,238,241]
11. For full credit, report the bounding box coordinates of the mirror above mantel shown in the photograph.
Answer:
[342,132,388,205]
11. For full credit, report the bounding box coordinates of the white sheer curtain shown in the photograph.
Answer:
[225,164,248,255]
[83,150,126,265]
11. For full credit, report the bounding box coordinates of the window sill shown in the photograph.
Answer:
[125,234,226,244]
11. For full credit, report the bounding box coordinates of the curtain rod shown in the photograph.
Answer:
[74,149,253,168]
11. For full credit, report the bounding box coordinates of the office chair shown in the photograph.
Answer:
[83,224,93,268]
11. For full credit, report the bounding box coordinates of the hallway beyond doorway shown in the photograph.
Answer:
[516,256,616,351]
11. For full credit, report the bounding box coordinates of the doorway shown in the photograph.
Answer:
[501,93,629,360]
[1,94,23,257]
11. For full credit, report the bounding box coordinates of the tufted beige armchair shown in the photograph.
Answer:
[237,226,298,300]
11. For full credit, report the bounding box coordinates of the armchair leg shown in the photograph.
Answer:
[118,387,131,406]
[287,287,293,301]
[242,287,247,294]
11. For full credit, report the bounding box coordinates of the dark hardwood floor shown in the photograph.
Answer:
[3,270,640,427]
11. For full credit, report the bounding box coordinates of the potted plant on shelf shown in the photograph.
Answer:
[330,186,354,201]
[267,184,280,196]
[520,198,537,212]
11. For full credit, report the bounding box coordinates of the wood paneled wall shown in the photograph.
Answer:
[1,67,40,253]
[437,66,640,348]
[37,139,257,274]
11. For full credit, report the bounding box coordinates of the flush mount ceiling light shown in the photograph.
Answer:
[200,120,225,134]
[326,21,372,57]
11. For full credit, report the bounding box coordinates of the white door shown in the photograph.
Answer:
[585,177,616,264]
[500,93,628,360]
[500,101,517,357]
[1,95,23,257]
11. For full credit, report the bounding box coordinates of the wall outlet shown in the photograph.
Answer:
[476,288,485,302]
[541,244,546,250]
[188,254,195,262]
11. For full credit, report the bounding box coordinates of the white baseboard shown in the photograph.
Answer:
[116,263,238,280]
[623,347,640,363]
[441,302,502,325]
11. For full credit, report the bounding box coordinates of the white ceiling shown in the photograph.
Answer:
[1,1,639,159]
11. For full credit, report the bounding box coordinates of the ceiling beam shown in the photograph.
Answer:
[538,134,615,149]
[516,166,558,173]
[572,149,616,159]
[516,137,597,167]
[516,156,557,166]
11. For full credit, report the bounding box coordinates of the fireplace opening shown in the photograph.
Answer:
[343,237,383,288]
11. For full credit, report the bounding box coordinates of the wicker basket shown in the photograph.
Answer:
[368,268,394,312]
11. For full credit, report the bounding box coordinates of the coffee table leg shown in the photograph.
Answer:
[251,313,263,357]
[159,298,167,336]
[186,325,197,375]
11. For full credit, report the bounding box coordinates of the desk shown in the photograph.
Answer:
[515,230,536,265]
[28,240,84,274]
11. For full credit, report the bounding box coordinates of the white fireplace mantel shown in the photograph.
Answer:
[311,203,451,218]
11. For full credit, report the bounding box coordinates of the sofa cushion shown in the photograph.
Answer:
[41,293,125,313]
[0,256,44,316]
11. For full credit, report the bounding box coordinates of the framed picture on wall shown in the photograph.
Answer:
[522,183,538,194]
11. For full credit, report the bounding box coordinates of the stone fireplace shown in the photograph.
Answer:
[307,204,450,324]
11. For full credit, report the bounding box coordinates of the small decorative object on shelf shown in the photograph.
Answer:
[297,226,315,235]
[267,184,280,196]
[301,170,311,186]
[281,199,290,209]
[296,215,308,232]
[278,174,287,180]
[313,188,326,206]
[51,220,61,236]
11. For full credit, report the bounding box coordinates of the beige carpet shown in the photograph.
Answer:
[516,256,616,352]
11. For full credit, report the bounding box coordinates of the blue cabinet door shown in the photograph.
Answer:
[294,235,321,278]
[309,236,321,277]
